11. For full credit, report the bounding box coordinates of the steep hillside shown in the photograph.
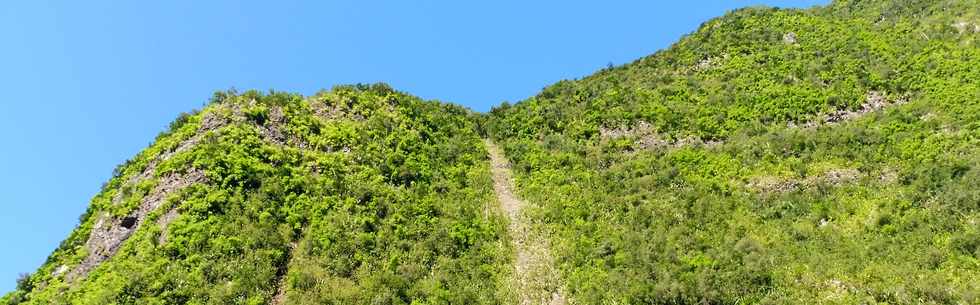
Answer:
[487,0,979,303]
[3,85,511,304]
[5,0,980,304]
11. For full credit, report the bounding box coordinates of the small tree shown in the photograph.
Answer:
[15,272,32,292]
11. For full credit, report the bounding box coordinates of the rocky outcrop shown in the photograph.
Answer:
[155,208,180,245]
[256,106,288,146]
[748,168,863,194]
[65,169,206,283]
[952,21,978,34]
[783,32,798,44]
[789,91,908,129]
[599,121,723,150]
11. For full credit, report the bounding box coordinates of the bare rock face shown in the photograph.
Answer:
[155,209,180,245]
[826,91,901,124]
[691,53,730,73]
[748,167,864,195]
[862,91,889,111]
[695,57,715,71]
[792,91,908,128]
[600,121,723,151]
[748,176,802,194]
[62,102,302,284]
[200,109,229,131]
[112,109,228,207]
[257,106,288,145]
[952,21,978,34]
[76,118,216,282]
[311,97,344,121]
[879,168,899,184]
[51,265,69,278]
[783,32,798,44]
[600,121,667,150]
[66,169,206,283]
[823,168,861,186]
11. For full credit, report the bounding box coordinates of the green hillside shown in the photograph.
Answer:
[5,0,979,304]
[487,0,979,303]
[4,85,510,304]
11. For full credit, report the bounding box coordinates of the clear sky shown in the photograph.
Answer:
[0,0,827,292]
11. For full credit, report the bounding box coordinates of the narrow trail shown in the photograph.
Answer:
[485,140,567,305]
[270,241,298,305]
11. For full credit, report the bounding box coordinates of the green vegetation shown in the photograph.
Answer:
[487,0,980,303]
[5,0,979,304]
[4,85,510,305]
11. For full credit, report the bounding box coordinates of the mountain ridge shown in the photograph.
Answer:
[5,0,979,304]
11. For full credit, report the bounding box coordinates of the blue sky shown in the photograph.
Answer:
[0,0,827,292]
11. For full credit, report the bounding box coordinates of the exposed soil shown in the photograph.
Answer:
[485,140,567,305]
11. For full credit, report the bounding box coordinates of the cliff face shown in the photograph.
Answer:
[5,0,980,304]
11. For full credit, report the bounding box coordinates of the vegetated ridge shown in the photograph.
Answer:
[4,0,979,304]
[5,86,511,304]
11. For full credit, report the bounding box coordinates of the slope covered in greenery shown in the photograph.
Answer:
[4,85,511,305]
[487,0,979,303]
[5,0,980,304]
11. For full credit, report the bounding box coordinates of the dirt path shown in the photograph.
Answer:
[270,241,298,305]
[485,140,567,305]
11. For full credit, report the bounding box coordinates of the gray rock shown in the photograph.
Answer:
[783,32,798,44]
